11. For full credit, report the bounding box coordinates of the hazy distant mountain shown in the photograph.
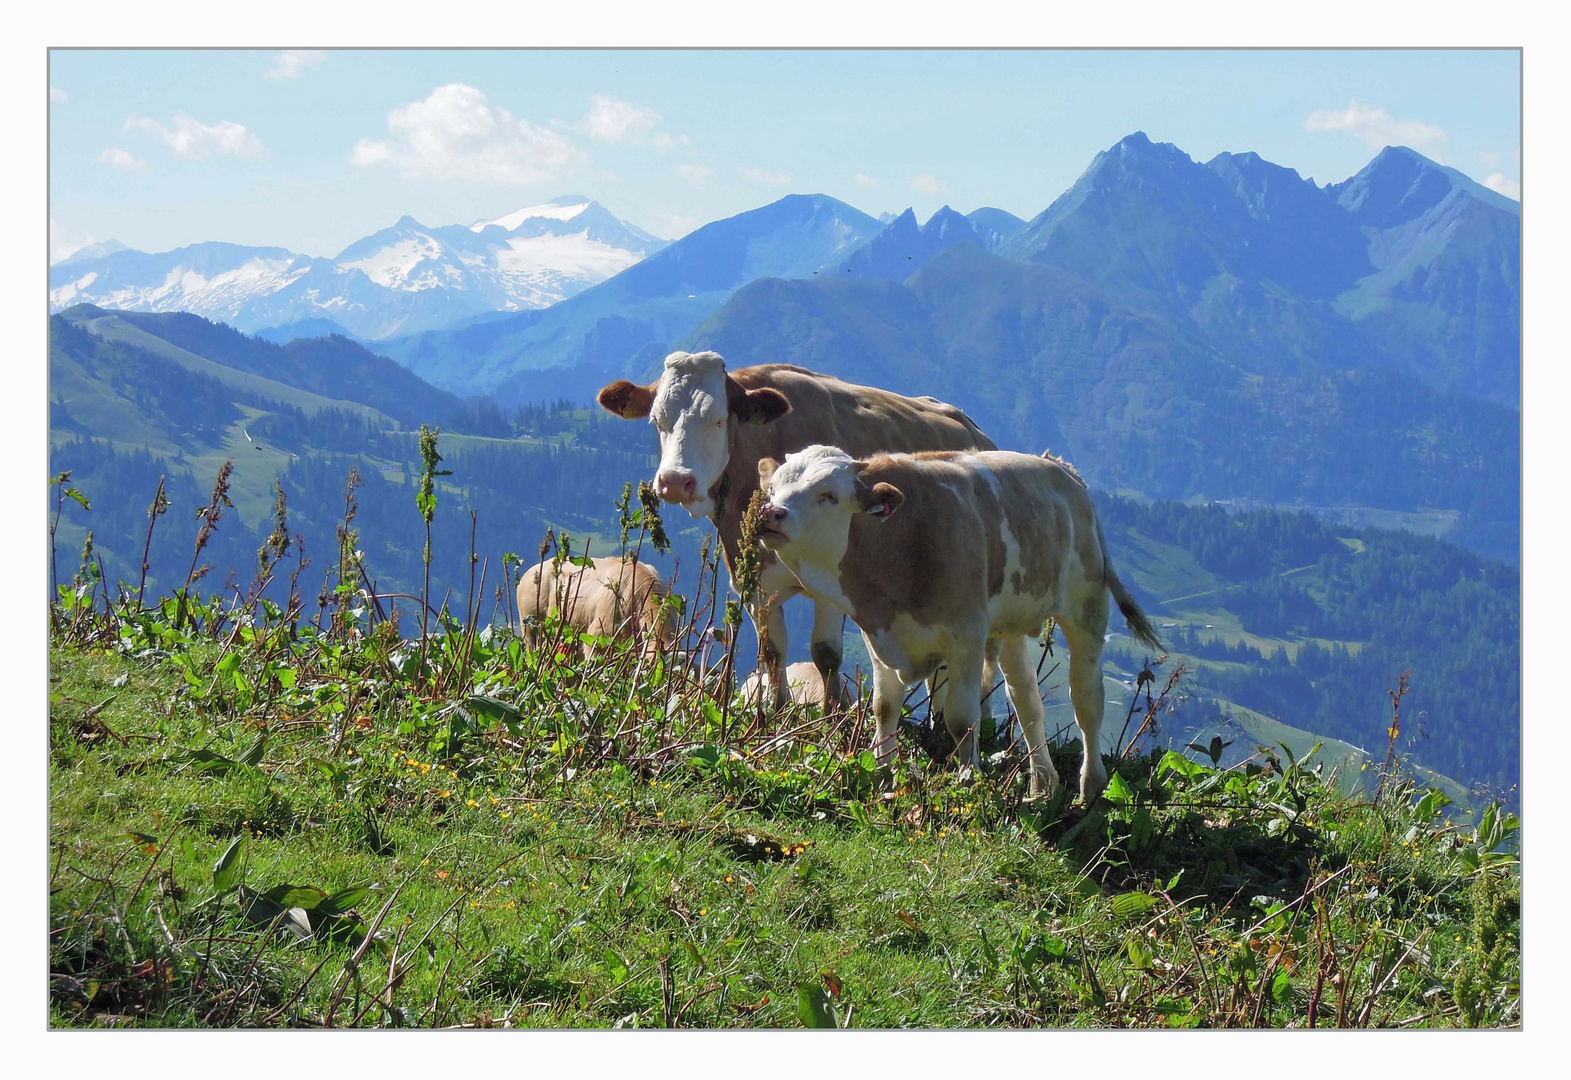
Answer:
[384,193,885,400]
[47,197,667,341]
[54,239,130,267]
[674,135,1519,562]
[1326,147,1521,404]
[683,240,1519,563]
[1000,132,1519,403]
[831,205,1017,281]
[55,304,464,430]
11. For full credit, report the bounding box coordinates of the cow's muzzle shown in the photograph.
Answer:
[655,469,699,504]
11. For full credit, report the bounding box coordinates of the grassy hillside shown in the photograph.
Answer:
[48,584,1519,1029]
[48,310,1516,802]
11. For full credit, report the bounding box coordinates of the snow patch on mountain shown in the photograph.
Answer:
[47,199,667,340]
[473,200,590,232]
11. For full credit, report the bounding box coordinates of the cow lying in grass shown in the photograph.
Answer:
[517,555,675,662]
[597,350,995,708]
[756,445,1161,801]
[740,661,854,709]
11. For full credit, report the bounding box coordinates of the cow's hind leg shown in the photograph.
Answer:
[809,602,846,709]
[997,634,1057,798]
[1059,594,1111,801]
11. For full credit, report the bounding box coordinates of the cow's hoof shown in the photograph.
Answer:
[1024,776,1058,802]
[955,765,976,786]
[875,765,897,793]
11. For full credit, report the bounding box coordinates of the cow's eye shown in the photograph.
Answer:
[818,491,838,505]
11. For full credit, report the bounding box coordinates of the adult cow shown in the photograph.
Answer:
[755,445,1162,802]
[597,351,995,707]
[517,555,675,662]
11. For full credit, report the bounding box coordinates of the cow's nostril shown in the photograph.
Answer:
[656,470,697,503]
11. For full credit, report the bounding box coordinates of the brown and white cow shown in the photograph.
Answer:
[517,555,676,661]
[597,351,995,707]
[756,445,1162,801]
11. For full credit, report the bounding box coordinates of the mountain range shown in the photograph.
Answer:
[48,134,1520,561]
[48,197,667,341]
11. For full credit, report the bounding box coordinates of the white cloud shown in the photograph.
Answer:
[126,113,266,159]
[350,83,583,184]
[1303,99,1448,155]
[676,163,712,186]
[738,166,792,184]
[1483,173,1520,200]
[50,86,68,104]
[655,212,703,240]
[651,132,689,152]
[1478,150,1502,168]
[264,50,326,80]
[97,147,146,171]
[584,95,660,143]
[50,217,88,263]
[910,173,949,196]
[854,174,880,189]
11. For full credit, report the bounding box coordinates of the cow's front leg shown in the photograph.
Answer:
[997,634,1058,798]
[747,558,798,709]
[869,650,905,786]
[809,603,845,709]
[941,637,987,776]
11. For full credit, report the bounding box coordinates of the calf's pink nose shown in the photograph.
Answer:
[762,505,788,526]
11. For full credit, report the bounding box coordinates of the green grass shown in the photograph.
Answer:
[47,569,1519,1030]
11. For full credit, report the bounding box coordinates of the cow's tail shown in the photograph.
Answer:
[1095,515,1163,652]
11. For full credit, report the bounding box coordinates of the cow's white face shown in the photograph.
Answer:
[597,351,791,522]
[758,445,904,572]
[647,352,730,519]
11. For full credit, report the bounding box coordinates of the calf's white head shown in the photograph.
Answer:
[756,444,904,569]
[597,351,791,521]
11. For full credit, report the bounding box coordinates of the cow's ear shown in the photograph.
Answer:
[597,379,657,419]
[757,457,780,488]
[859,481,905,519]
[734,387,791,426]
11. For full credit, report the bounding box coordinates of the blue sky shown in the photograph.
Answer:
[48,48,1521,260]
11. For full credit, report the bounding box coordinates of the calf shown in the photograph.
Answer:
[756,445,1161,801]
[517,555,675,662]
[597,351,995,707]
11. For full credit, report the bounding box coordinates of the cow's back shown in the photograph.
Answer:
[518,556,669,645]
[837,450,1098,639]
[735,365,994,460]
[719,366,993,549]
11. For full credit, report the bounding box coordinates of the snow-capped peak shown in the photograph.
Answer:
[472,199,591,233]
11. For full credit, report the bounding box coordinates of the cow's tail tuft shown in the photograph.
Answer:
[1095,516,1163,652]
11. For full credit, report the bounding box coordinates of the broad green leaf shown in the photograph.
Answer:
[978,927,999,970]
[1110,891,1159,919]
[463,694,523,730]
[262,884,329,910]
[317,885,371,918]
[1127,934,1153,970]
[212,835,245,893]
[237,732,266,768]
[604,949,629,984]
[687,744,723,768]
[1272,969,1294,1007]
[797,983,839,1029]
[1104,771,1135,804]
